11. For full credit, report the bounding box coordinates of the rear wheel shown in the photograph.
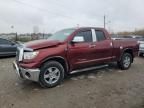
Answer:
[39,61,64,88]
[117,53,132,70]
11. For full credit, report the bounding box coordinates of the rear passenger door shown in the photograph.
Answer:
[92,29,113,63]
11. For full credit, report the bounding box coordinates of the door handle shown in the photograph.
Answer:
[89,44,96,48]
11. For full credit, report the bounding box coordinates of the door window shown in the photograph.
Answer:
[0,39,12,45]
[95,30,106,41]
[74,30,92,42]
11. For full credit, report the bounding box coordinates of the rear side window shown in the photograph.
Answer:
[95,30,106,41]
[76,30,92,42]
[0,39,12,45]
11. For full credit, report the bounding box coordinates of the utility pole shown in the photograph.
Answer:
[15,32,18,41]
[104,15,106,29]
[77,24,80,28]
[11,25,17,41]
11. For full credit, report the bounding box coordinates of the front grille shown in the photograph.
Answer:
[16,44,32,62]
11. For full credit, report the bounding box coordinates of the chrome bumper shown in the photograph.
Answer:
[13,61,40,82]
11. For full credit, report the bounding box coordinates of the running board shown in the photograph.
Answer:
[70,64,108,74]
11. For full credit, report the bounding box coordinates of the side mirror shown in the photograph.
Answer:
[71,36,84,43]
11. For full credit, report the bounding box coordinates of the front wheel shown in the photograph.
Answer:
[117,53,132,70]
[39,61,64,88]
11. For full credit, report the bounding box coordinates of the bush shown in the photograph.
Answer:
[11,37,31,42]
[117,29,144,36]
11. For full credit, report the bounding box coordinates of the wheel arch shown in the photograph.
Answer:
[119,48,134,62]
[40,56,69,74]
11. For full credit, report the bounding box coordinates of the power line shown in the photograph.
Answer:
[12,0,108,28]
[53,0,104,19]
[13,0,102,19]
[51,0,86,12]
[12,0,72,19]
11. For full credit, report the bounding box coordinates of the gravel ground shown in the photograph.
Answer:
[0,57,144,108]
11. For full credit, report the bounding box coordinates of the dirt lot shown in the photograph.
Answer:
[0,57,144,108]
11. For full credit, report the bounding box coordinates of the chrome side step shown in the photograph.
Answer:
[70,64,108,74]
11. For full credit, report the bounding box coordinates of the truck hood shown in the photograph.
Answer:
[25,39,60,50]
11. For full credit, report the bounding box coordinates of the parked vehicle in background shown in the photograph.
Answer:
[130,35,144,40]
[111,35,134,40]
[117,35,144,57]
[13,27,139,88]
[111,34,119,40]
[138,38,144,56]
[0,38,17,57]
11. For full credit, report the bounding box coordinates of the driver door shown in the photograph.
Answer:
[68,29,96,70]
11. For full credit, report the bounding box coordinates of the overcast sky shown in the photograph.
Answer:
[0,0,144,33]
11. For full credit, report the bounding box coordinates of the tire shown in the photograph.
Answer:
[39,61,64,88]
[117,53,132,70]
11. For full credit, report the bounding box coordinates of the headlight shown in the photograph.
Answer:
[23,51,39,60]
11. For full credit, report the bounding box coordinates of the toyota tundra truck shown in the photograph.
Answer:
[13,27,139,88]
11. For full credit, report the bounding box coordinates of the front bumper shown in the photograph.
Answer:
[13,61,40,82]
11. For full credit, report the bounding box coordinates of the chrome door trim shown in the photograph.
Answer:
[91,29,97,42]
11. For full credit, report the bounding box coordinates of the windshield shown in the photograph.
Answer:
[48,29,75,41]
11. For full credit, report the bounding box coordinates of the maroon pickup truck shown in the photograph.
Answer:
[13,27,139,88]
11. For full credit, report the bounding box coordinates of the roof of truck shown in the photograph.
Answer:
[75,27,104,29]
[65,27,105,31]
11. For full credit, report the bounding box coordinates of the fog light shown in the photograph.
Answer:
[25,72,31,78]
